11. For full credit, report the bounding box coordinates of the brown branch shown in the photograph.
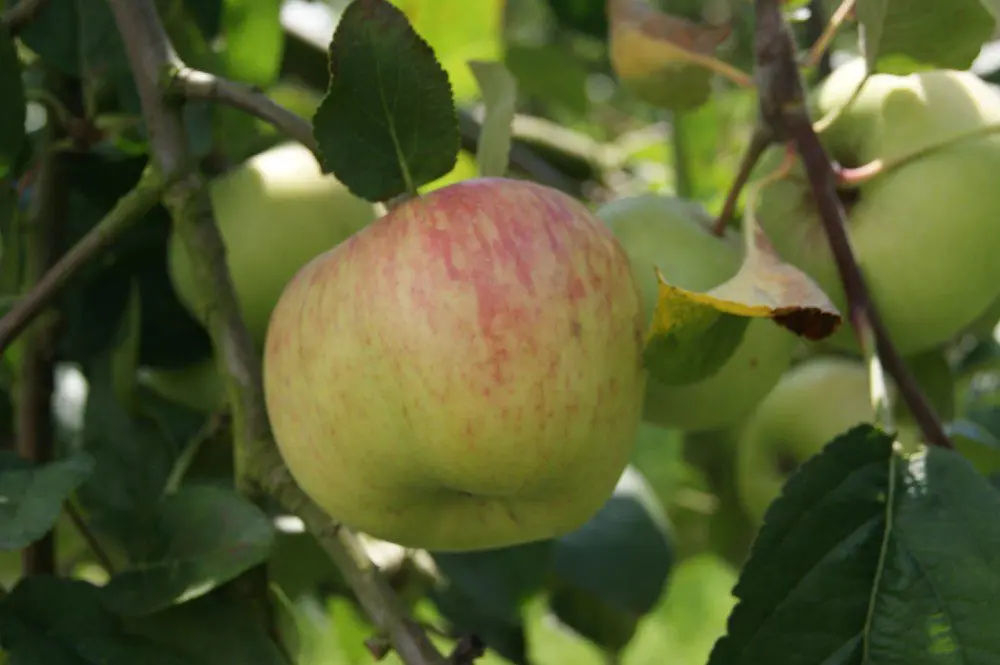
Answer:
[0,167,164,355]
[166,67,318,153]
[712,126,774,235]
[750,0,952,449]
[16,129,65,576]
[1,0,48,35]
[105,1,451,662]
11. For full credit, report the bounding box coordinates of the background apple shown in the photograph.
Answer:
[596,194,798,432]
[753,59,1000,355]
[263,177,647,552]
[167,142,377,348]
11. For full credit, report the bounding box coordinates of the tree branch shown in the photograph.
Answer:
[1,0,48,35]
[0,166,164,355]
[166,67,318,153]
[750,0,952,449]
[105,1,451,662]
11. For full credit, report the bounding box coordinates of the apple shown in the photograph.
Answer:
[734,351,953,523]
[262,177,647,552]
[596,194,797,432]
[137,359,225,414]
[167,142,377,348]
[753,59,1000,356]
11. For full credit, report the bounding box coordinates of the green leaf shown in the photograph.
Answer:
[0,576,193,665]
[468,60,517,179]
[430,587,529,665]
[110,280,143,414]
[100,484,276,615]
[947,413,1000,476]
[122,590,287,665]
[548,585,639,656]
[550,465,675,617]
[644,310,749,386]
[856,0,996,72]
[0,28,24,181]
[0,451,95,550]
[313,0,460,201]
[221,0,283,87]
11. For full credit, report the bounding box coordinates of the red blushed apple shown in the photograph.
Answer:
[263,177,647,552]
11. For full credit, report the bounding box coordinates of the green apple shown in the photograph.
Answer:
[754,59,1000,356]
[596,194,798,432]
[262,177,647,552]
[735,351,952,524]
[167,142,377,348]
[137,359,224,414]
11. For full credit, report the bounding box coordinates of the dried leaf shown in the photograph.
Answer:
[607,0,740,111]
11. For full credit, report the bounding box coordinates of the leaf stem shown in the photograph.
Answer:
[805,0,855,69]
[0,165,164,355]
[65,500,116,575]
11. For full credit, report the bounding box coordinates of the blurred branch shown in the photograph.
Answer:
[805,0,854,71]
[0,167,164,355]
[106,1,454,663]
[66,501,116,575]
[1,0,48,35]
[166,67,318,153]
[16,132,64,576]
[750,0,952,449]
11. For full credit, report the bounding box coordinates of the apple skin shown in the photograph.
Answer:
[168,142,377,348]
[754,59,1000,355]
[596,194,797,432]
[263,177,647,552]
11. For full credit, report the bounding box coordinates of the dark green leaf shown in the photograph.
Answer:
[548,585,639,656]
[313,0,460,201]
[947,413,1000,476]
[0,576,193,665]
[431,540,553,623]
[551,466,674,616]
[856,0,995,72]
[122,589,287,665]
[0,27,25,181]
[101,484,276,615]
[430,586,529,665]
[0,451,94,550]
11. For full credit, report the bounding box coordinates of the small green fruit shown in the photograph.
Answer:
[597,194,797,432]
[167,142,377,348]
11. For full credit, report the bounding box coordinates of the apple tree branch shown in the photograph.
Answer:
[748,0,952,449]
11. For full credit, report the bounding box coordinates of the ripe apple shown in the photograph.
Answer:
[753,59,1000,355]
[262,177,647,552]
[137,359,224,414]
[735,351,952,524]
[596,194,797,432]
[167,142,377,348]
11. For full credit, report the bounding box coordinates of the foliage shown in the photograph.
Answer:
[0,1,998,664]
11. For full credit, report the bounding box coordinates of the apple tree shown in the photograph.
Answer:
[1,1,1000,665]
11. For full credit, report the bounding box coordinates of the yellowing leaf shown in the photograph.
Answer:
[644,216,842,386]
[608,0,746,111]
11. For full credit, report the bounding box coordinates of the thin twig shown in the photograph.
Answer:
[0,166,164,355]
[712,126,774,235]
[166,67,318,153]
[751,0,952,449]
[65,501,116,575]
[1,0,48,35]
[805,0,856,69]
[105,1,451,662]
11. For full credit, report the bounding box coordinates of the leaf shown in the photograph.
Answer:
[220,0,283,88]
[431,587,529,665]
[550,466,675,618]
[110,280,143,414]
[0,28,24,181]
[947,409,1000,476]
[607,0,737,111]
[0,576,193,665]
[548,585,639,656]
[122,590,288,665]
[0,451,95,550]
[390,0,504,102]
[644,215,842,386]
[710,424,1000,664]
[432,540,553,623]
[856,0,996,72]
[313,0,460,201]
[468,60,517,179]
[100,484,276,615]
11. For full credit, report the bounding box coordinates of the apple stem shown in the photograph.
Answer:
[751,0,953,450]
[0,165,165,355]
[712,127,774,236]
